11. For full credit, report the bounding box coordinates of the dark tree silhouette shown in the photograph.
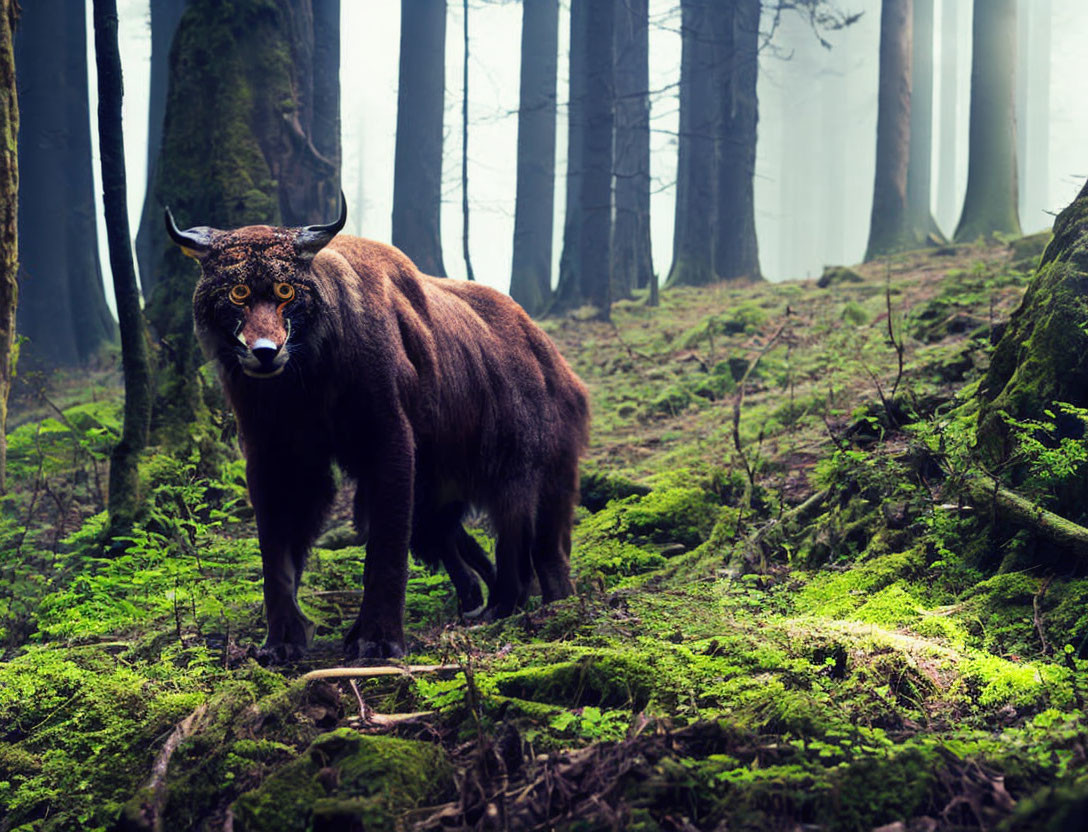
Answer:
[864,0,913,260]
[954,0,1020,242]
[509,0,558,316]
[392,0,447,276]
[135,0,187,297]
[711,0,761,282]
[553,0,587,311]
[611,0,653,300]
[14,0,115,366]
[666,0,715,287]
[93,0,152,531]
[0,0,16,491]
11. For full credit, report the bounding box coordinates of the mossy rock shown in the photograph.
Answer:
[493,651,655,710]
[580,465,651,512]
[978,180,1088,467]
[817,265,864,288]
[579,486,720,549]
[231,729,453,831]
[1008,230,1053,270]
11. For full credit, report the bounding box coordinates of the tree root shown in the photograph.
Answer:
[300,664,458,682]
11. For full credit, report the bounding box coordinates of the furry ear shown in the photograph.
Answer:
[295,191,347,257]
[165,207,218,260]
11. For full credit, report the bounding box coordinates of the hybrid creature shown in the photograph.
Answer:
[167,199,590,660]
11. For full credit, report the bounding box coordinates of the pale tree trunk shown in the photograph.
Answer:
[0,0,17,492]
[1016,0,1050,233]
[93,0,152,532]
[610,0,652,299]
[954,0,1020,242]
[935,0,957,234]
[392,0,446,276]
[906,0,941,241]
[460,0,475,281]
[865,0,913,260]
[509,0,558,316]
[135,0,187,297]
[666,0,715,287]
[711,0,761,282]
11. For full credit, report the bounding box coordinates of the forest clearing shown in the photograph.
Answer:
[5,224,1088,830]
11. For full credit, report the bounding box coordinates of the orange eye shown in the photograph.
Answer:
[229,284,251,304]
[274,282,296,302]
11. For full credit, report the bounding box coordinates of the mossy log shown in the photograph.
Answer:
[964,473,1088,562]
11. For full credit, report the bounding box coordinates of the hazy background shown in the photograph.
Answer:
[87,0,1088,314]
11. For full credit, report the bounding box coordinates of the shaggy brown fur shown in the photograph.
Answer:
[173,211,589,660]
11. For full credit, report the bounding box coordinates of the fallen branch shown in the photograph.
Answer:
[301,664,458,682]
[964,473,1088,561]
[727,488,829,575]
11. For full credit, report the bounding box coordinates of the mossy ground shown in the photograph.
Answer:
[5,237,1088,830]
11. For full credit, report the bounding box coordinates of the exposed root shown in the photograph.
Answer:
[300,664,459,682]
[965,473,1088,561]
[123,704,208,832]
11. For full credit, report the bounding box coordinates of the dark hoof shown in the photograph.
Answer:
[459,583,485,619]
[344,637,405,661]
[256,641,308,665]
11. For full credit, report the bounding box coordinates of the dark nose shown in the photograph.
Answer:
[251,337,280,368]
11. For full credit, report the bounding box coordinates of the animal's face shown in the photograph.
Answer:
[167,200,346,380]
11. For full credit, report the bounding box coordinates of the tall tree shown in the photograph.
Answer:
[509,0,558,316]
[578,0,615,318]
[0,0,16,492]
[93,0,152,531]
[134,0,187,297]
[665,0,716,287]
[906,0,941,241]
[934,0,957,234]
[953,0,1020,242]
[610,0,653,299]
[460,0,475,282]
[1016,0,1050,233]
[864,0,913,260]
[552,0,587,311]
[15,0,115,366]
[711,0,761,282]
[392,0,446,276]
[147,0,341,446]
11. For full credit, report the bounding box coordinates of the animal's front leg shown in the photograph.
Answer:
[345,424,414,660]
[248,454,335,663]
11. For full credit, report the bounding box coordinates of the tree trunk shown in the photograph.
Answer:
[711,0,761,282]
[665,0,715,288]
[577,0,614,319]
[1016,0,1050,233]
[135,0,187,297]
[93,0,152,532]
[906,0,941,241]
[552,0,587,311]
[953,0,1020,242]
[148,0,341,449]
[15,0,115,367]
[509,0,558,316]
[934,0,957,235]
[311,0,341,222]
[864,0,914,261]
[392,0,446,276]
[460,0,475,282]
[0,0,17,493]
[610,0,652,299]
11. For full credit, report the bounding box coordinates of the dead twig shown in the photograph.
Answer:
[1033,577,1053,656]
[300,664,458,682]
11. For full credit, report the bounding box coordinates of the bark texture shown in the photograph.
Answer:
[135,0,187,297]
[610,0,653,299]
[553,0,587,311]
[392,0,446,277]
[864,0,913,261]
[0,0,17,492]
[665,0,715,287]
[711,0,761,282]
[509,0,558,316]
[147,0,341,448]
[15,0,115,366]
[954,0,1020,242]
[93,0,152,532]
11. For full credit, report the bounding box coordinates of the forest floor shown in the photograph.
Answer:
[4,234,1088,831]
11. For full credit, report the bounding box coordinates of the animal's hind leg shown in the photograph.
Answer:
[532,482,577,605]
[412,504,487,617]
[486,509,534,619]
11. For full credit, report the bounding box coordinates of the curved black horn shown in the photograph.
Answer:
[296,191,347,252]
[164,207,217,256]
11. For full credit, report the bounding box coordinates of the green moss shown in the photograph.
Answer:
[231,729,453,831]
[580,486,720,549]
